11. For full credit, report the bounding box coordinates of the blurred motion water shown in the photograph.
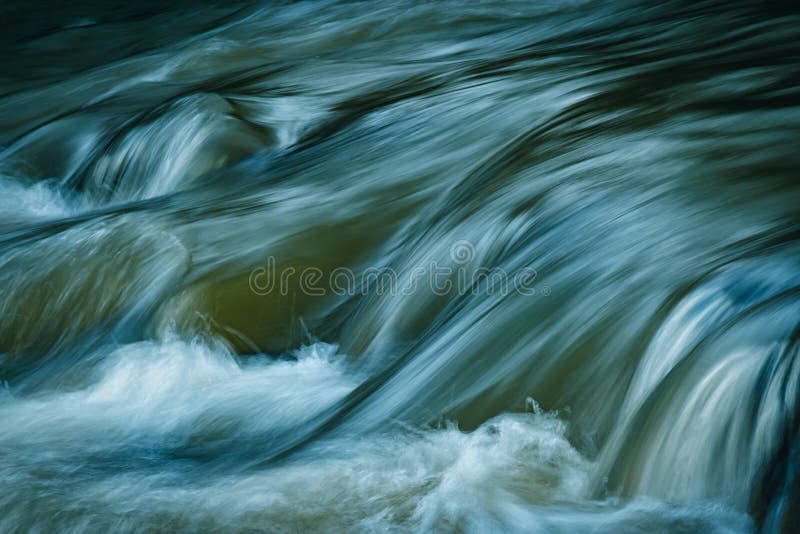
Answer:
[1,1,799,532]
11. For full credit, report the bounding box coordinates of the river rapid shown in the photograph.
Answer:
[1,1,799,532]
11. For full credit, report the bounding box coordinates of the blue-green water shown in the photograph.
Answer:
[0,1,799,532]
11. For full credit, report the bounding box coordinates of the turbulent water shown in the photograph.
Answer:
[1,1,799,532]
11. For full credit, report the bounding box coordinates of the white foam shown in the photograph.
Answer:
[0,339,357,450]
[0,351,749,532]
[0,178,79,220]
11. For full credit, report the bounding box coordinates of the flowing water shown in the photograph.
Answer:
[1,1,799,532]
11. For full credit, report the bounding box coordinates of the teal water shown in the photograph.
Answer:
[0,1,799,532]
